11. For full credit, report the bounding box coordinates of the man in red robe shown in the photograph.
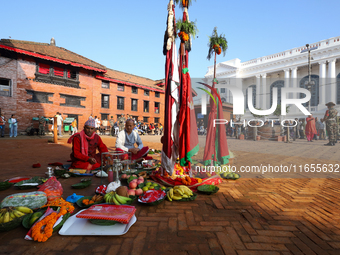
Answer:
[68,118,108,172]
[305,114,317,142]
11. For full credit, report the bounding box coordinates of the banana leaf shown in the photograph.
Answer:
[197,185,219,195]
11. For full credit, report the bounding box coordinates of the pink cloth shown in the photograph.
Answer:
[305,117,317,140]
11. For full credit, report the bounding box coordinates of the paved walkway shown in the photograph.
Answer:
[0,136,339,254]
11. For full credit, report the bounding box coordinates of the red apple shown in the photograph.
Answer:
[135,188,143,196]
[121,174,128,179]
[137,179,144,185]
[128,189,136,196]
[129,182,137,189]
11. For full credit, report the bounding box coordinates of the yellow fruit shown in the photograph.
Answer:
[13,210,25,218]
[167,191,172,201]
[15,206,33,214]
[172,195,182,200]
[169,188,174,199]
[3,212,10,223]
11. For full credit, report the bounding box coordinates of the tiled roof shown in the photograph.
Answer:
[0,39,106,71]
[103,68,165,91]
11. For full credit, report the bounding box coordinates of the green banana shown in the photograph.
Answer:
[115,194,131,204]
[111,195,121,205]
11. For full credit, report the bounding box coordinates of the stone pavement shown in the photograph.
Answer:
[0,136,340,254]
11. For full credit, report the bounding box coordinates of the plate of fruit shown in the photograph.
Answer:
[138,189,167,206]
[76,195,104,208]
[221,172,240,180]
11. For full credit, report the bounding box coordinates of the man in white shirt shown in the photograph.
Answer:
[115,119,150,161]
[56,112,63,137]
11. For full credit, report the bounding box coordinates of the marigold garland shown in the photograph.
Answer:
[31,212,58,242]
[41,198,74,213]
[32,205,70,242]
[181,175,192,185]
[178,31,189,42]
[195,178,202,183]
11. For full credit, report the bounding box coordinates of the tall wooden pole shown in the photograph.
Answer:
[213,51,217,87]
[53,116,58,143]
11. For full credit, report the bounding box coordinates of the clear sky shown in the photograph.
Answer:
[1,0,339,82]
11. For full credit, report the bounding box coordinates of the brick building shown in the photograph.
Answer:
[0,39,164,133]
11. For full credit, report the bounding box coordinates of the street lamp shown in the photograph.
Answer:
[301,44,317,112]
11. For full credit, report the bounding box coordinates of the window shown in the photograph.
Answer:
[154,117,159,123]
[117,97,124,110]
[132,86,138,94]
[0,78,11,97]
[26,90,53,104]
[101,114,109,120]
[155,92,160,98]
[143,117,149,123]
[60,94,85,108]
[101,94,110,108]
[38,63,50,74]
[54,67,64,77]
[102,81,110,89]
[35,63,79,88]
[154,102,160,113]
[144,90,149,96]
[220,88,225,93]
[118,84,124,91]
[131,99,138,111]
[144,101,149,112]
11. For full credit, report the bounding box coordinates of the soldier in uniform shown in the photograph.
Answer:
[38,115,46,136]
[109,116,115,136]
[118,114,126,132]
[322,102,338,146]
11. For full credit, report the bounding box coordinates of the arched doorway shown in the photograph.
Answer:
[270,80,284,106]
[299,75,319,107]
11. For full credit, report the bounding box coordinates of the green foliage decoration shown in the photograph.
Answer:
[207,27,228,60]
[176,19,198,38]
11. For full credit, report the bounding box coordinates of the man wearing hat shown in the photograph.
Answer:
[321,102,338,146]
[118,114,126,132]
[68,118,108,172]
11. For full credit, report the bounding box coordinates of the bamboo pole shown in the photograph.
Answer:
[53,116,58,143]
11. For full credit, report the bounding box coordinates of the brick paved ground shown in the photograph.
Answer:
[0,135,340,254]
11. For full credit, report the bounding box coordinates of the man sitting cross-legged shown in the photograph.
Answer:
[115,119,150,161]
[68,118,108,173]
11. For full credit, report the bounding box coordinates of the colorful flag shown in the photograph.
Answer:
[161,1,179,175]
[178,10,199,168]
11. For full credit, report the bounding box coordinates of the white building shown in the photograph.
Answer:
[204,36,340,120]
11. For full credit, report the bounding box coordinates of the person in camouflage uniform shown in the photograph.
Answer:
[118,114,126,132]
[109,116,115,136]
[38,115,46,136]
[322,102,338,146]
